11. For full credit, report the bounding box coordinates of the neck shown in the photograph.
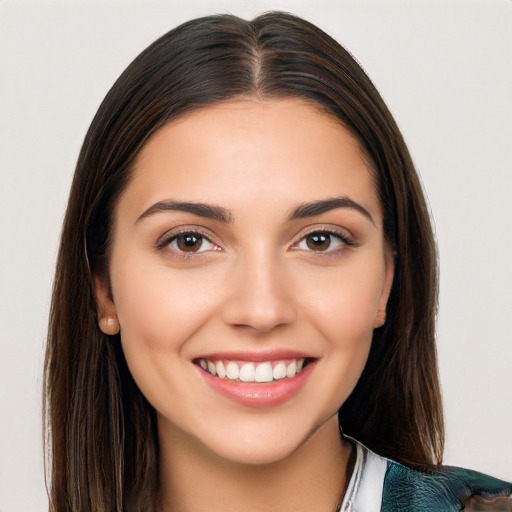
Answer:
[157,415,353,512]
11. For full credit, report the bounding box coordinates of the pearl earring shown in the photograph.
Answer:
[374,312,386,328]
[99,316,120,335]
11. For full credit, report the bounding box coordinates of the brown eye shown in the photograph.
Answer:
[169,233,214,253]
[305,232,332,251]
[296,230,352,253]
[176,233,201,252]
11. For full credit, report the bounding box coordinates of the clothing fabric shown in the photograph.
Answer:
[339,438,512,511]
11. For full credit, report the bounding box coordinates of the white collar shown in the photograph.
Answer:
[339,437,388,512]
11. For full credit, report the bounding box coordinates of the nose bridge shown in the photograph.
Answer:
[221,243,296,332]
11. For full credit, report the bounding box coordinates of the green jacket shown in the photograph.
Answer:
[340,438,511,511]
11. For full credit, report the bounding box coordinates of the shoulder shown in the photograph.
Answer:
[382,457,512,512]
[341,436,512,512]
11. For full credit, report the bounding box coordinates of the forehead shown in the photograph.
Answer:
[121,98,381,223]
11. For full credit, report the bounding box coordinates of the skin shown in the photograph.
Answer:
[95,98,394,512]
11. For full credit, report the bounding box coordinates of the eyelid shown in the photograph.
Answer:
[155,223,357,256]
[290,224,358,251]
[155,225,221,252]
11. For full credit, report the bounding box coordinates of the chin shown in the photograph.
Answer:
[197,415,326,467]
[210,436,305,466]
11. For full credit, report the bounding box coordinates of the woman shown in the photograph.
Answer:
[44,12,511,512]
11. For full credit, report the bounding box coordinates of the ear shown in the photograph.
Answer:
[94,272,120,335]
[373,249,395,329]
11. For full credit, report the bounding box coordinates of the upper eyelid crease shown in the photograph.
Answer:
[156,227,356,258]
[295,229,357,248]
[295,222,357,241]
[156,228,216,248]
[157,225,355,247]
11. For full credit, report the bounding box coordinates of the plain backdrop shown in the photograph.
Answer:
[1,0,511,510]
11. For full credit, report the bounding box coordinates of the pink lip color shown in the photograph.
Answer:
[197,361,315,408]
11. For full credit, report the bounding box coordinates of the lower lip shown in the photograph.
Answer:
[197,362,315,408]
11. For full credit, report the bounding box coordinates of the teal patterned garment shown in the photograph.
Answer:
[338,438,512,511]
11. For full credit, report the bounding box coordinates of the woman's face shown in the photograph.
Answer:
[96,98,393,465]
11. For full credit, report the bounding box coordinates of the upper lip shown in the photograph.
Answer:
[193,349,317,362]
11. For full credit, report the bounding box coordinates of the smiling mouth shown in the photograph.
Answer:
[195,358,313,383]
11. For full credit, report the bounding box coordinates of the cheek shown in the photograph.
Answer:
[112,255,215,342]
[108,256,228,422]
[299,258,385,348]
[109,255,220,387]
[290,258,386,408]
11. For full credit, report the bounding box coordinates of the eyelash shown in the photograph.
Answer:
[291,227,357,255]
[156,226,357,259]
[156,228,221,259]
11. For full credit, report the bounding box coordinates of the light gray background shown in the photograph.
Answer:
[1,0,511,509]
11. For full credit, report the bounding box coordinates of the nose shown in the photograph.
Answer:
[221,250,297,333]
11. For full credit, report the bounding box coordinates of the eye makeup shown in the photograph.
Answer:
[155,225,222,260]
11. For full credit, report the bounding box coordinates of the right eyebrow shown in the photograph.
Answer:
[136,200,234,224]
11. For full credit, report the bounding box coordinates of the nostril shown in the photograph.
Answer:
[220,264,297,331]
[223,302,297,333]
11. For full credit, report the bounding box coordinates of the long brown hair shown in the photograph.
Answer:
[44,11,442,511]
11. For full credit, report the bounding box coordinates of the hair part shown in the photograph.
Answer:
[44,11,442,511]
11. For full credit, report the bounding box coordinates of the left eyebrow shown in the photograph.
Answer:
[288,196,375,225]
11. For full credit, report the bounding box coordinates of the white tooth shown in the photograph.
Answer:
[216,361,226,379]
[207,360,216,376]
[273,362,287,380]
[296,358,305,372]
[226,361,239,380]
[199,359,207,371]
[255,362,273,382]
[286,360,297,378]
[239,363,256,382]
